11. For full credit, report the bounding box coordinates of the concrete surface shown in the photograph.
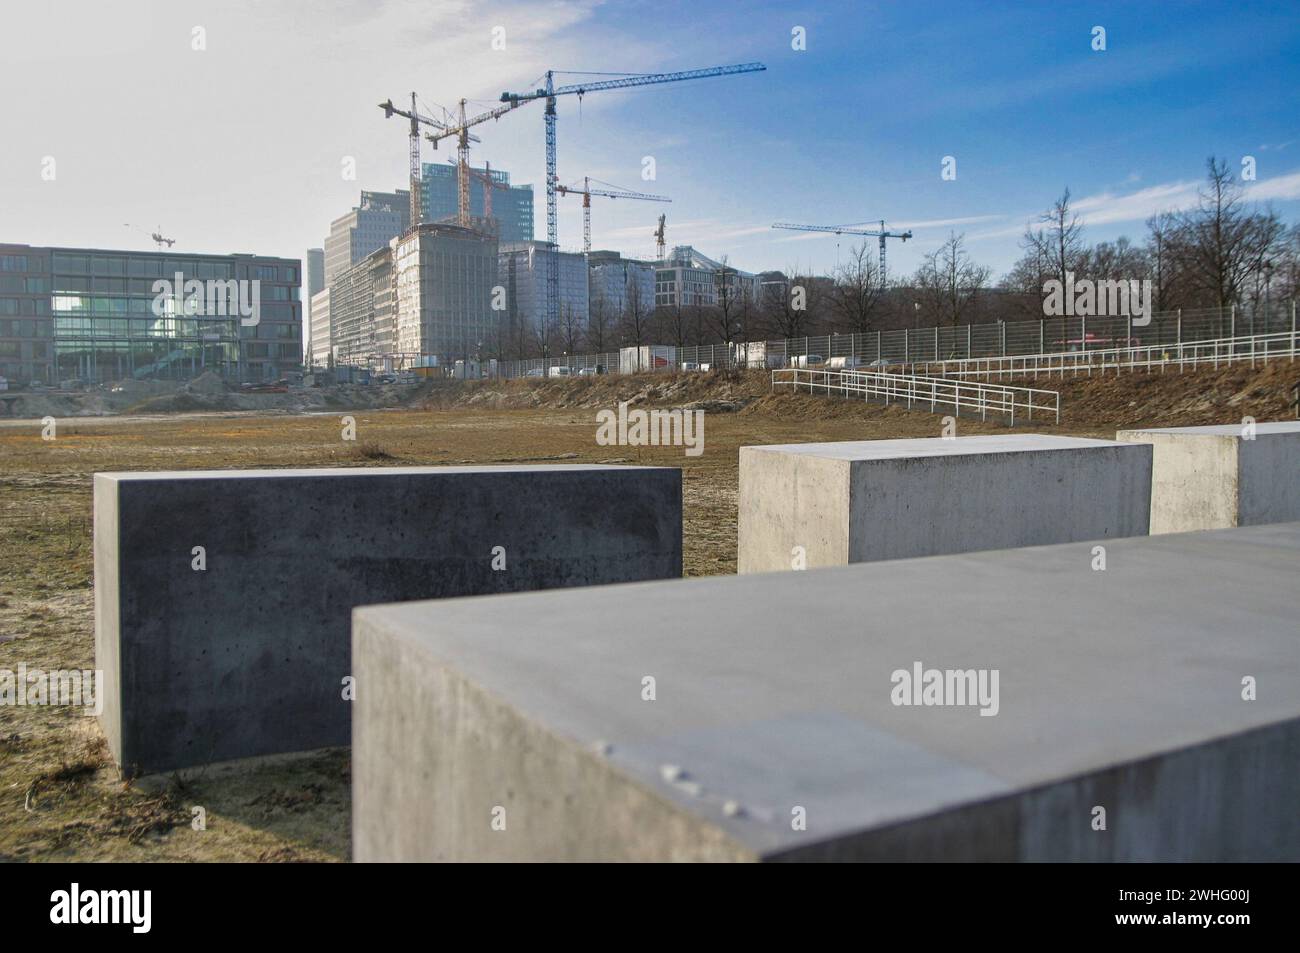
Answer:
[352,522,1300,862]
[1117,422,1300,534]
[93,465,681,776]
[738,434,1152,572]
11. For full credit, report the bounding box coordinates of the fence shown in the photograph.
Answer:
[906,331,1300,380]
[772,367,1060,426]
[483,302,1298,381]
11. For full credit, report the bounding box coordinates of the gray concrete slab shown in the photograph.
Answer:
[738,434,1152,572]
[353,522,1300,862]
[94,464,681,776]
[1117,421,1300,533]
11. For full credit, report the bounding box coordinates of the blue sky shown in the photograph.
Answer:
[2,0,1297,281]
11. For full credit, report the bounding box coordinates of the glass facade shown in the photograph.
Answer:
[422,164,534,243]
[0,244,301,385]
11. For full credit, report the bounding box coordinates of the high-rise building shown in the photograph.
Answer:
[329,246,390,367]
[324,190,409,284]
[422,164,533,243]
[0,242,300,385]
[588,250,655,317]
[308,288,331,367]
[498,241,589,339]
[305,248,324,361]
[326,224,498,370]
[306,248,325,299]
[395,224,499,364]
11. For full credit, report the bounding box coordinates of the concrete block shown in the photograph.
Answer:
[1116,422,1300,534]
[93,465,681,775]
[737,434,1151,572]
[353,523,1300,862]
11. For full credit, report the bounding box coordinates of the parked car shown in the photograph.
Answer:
[525,368,545,378]
[548,366,573,378]
[680,361,701,372]
[577,367,598,377]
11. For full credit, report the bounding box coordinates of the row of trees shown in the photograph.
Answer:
[485,157,1299,362]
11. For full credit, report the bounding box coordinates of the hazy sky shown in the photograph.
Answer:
[2,0,1298,284]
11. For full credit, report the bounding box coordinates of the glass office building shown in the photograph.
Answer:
[0,243,300,385]
[422,163,534,243]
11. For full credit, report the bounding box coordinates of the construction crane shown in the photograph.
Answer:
[446,158,512,230]
[379,93,472,227]
[424,98,530,227]
[123,224,175,248]
[771,220,913,281]
[500,62,766,328]
[555,177,670,254]
[654,214,667,261]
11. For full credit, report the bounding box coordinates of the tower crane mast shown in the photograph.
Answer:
[380,93,463,227]
[425,99,529,227]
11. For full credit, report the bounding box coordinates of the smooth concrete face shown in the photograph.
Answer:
[738,435,1152,572]
[94,465,682,776]
[353,523,1300,862]
[1117,422,1300,534]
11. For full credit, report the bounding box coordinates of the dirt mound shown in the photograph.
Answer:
[417,371,770,412]
[184,370,228,395]
[1003,360,1299,429]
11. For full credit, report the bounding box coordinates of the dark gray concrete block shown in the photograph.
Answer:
[94,465,681,776]
[353,522,1300,862]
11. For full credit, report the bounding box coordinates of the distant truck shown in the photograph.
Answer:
[788,354,826,368]
[619,345,676,375]
[734,341,784,369]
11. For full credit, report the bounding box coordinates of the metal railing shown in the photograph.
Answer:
[903,330,1300,380]
[772,367,1060,426]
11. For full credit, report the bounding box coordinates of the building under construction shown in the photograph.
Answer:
[327,223,498,370]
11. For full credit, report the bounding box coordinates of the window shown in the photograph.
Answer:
[53,254,90,274]
[1,255,28,272]
[129,258,162,278]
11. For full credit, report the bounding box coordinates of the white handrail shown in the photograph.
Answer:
[771,368,1060,426]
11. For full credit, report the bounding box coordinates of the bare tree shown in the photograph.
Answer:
[761,266,814,340]
[828,242,886,334]
[912,233,991,326]
[1171,157,1284,310]
[1021,188,1086,291]
[1079,236,1149,283]
[621,276,652,370]
[559,302,583,357]
[587,289,611,354]
[706,256,742,364]
[658,292,689,351]
[533,311,555,360]
[1144,212,1179,312]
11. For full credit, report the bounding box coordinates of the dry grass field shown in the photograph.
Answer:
[1,363,1294,861]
